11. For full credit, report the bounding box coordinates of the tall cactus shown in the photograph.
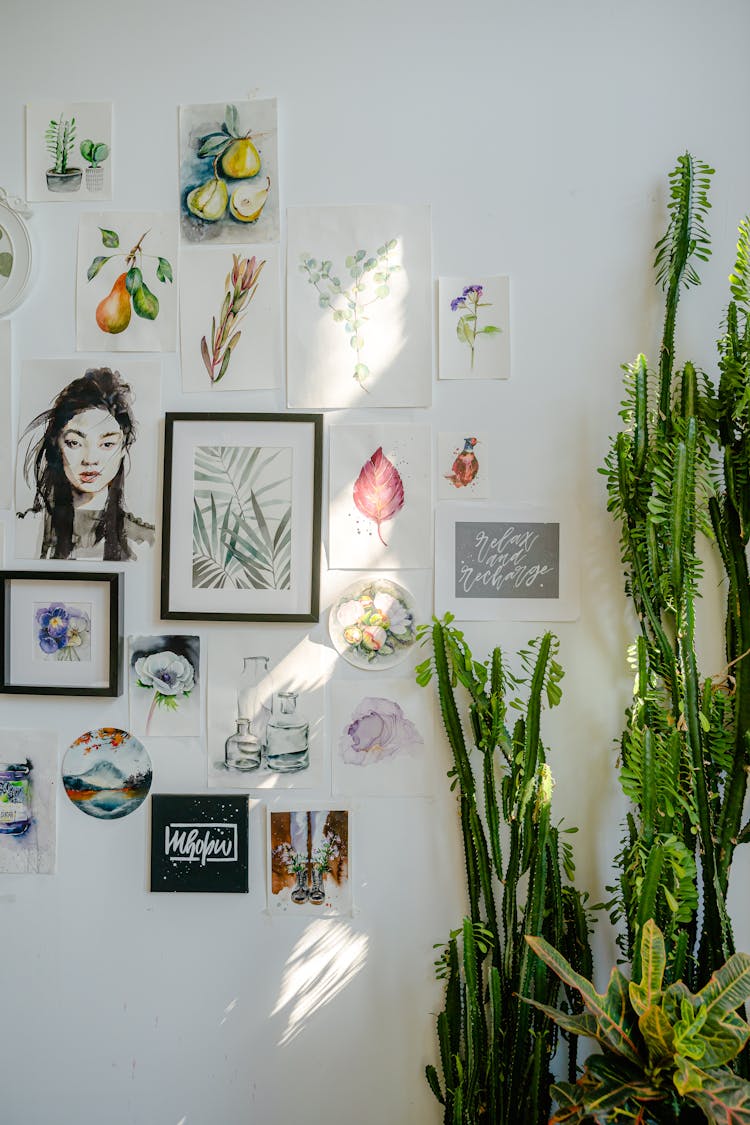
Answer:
[602,155,750,1004]
[417,616,592,1124]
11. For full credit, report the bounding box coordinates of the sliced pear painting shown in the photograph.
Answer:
[179,98,279,244]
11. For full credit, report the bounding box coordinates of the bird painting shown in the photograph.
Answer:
[445,437,479,489]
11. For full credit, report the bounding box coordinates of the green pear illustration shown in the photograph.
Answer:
[132,281,159,320]
[186,176,228,221]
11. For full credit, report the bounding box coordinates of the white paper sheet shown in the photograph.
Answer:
[180,244,280,392]
[15,357,160,561]
[329,424,432,569]
[179,99,279,245]
[438,276,510,380]
[76,212,178,352]
[0,730,57,874]
[287,204,433,408]
[26,101,113,202]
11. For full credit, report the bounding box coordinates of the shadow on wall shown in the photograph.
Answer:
[270,919,368,1046]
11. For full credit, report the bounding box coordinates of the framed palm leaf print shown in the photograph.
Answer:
[161,413,322,622]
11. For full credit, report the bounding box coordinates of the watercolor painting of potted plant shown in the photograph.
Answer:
[80,139,110,193]
[44,114,82,193]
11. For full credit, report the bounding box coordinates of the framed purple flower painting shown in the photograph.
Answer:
[0,570,122,696]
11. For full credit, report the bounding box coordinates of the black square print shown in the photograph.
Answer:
[150,794,249,893]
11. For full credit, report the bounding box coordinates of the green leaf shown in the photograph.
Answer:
[687,1070,750,1122]
[86,255,111,281]
[480,325,502,334]
[224,104,239,136]
[0,253,11,279]
[197,134,229,158]
[639,1005,674,1069]
[125,266,143,295]
[99,228,119,248]
[132,281,159,320]
[350,335,364,350]
[629,919,666,1016]
[456,317,474,345]
[525,934,642,1064]
[156,257,173,284]
[376,285,389,298]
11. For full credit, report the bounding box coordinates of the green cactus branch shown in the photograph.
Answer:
[417,615,592,1124]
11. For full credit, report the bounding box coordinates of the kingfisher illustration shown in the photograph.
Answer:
[445,437,479,488]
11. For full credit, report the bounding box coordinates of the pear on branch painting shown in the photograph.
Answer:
[77,213,178,352]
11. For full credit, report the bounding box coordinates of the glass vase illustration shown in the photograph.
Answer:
[238,655,272,738]
[224,719,261,771]
[266,691,309,772]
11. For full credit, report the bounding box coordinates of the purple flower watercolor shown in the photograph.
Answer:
[35,603,90,661]
[340,696,423,766]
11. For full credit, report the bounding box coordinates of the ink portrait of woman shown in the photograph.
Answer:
[17,367,155,561]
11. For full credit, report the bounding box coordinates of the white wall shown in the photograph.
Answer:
[2,1,750,1123]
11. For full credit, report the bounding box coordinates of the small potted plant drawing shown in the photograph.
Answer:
[80,139,110,192]
[45,114,82,193]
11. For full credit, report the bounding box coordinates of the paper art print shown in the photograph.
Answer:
[34,602,91,662]
[329,577,417,670]
[150,794,248,893]
[77,213,178,351]
[438,276,510,380]
[180,244,280,392]
[208,632,328,792]
[62,728,152,820]
[179,99,279,244]
[193,443,292,592]
[15,359,159,562]
[270,809,350,915]
[26,102,113,201]
[0,319,12,508]
[435,503,580,621]
[329,425,432,569]
[437,432,489,500]
[0,730,57,874]
[130,635,201,738]
[331,679,436,798]
[287,205,432,409]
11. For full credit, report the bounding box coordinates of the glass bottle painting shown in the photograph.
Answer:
[224,718,261,771]
[266,691,309,772]
[0,761,31,835]
[237,655,272,746]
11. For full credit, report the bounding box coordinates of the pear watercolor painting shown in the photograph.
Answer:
[179,99,279,245]
[76,213,178,352]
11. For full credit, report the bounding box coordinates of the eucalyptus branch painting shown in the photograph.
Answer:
[192,444,292,591]
[299,241,400,391]
[438,275,510,380]
[287,205,432,408]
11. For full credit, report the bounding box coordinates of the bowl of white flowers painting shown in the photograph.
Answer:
[131,637,199,736]
[329,578,417,670]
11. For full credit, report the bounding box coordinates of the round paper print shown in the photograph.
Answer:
[62,727,152,820]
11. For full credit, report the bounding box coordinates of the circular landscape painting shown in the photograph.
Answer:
[62,728,152,820]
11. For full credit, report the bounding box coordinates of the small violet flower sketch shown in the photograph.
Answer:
[36,604,90,661]
[340,696,424,766]
[135,651,195,734]
[273,840,307,874]
[450,284,501,370]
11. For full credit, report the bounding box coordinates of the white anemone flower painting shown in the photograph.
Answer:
[129,635,201,738]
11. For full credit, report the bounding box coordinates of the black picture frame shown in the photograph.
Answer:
[160,412,323,623]
[0,569,123,697]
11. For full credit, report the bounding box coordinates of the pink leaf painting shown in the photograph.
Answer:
[352,447,404,547]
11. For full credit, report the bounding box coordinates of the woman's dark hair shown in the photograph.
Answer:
[19,367,136,560]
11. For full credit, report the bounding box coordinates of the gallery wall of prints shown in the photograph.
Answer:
[2,2,750,1123]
